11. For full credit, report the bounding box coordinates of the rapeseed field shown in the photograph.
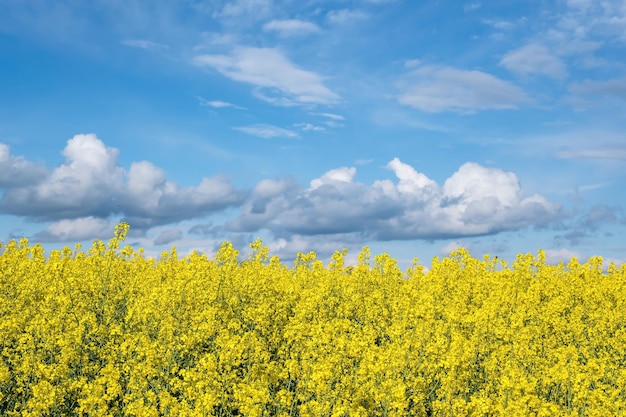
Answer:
[1,223,625,416]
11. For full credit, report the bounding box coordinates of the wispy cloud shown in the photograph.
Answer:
[262,19,322,36]
[500,43,567,79]
[234,124,299,138]
[121,39,169,50]
[556,149,626,160]
[196,96,246,110]
[569,77,626,101]
[193,47,340,106]
[311,112,346,121]
[326,9,369,25]
[213,0,272,19]
[464,3,482,12]
[398,65,530,113]
[294,123,325,132]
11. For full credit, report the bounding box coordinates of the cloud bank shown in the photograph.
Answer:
[0,136,562,245]
[229,158,561,240]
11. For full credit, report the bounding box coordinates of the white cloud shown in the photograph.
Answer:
[196,96,246,109]
[544,248,581,265]
[254,179,293,199]
[440,241,470,255]
[234,124,299,138]
[193,47,339,106]
[34,217,112,242]
[500,43,568,79]
[398,65,530,113]
[442,163,522,207]
[558,0,626,42]
[262,19,321,36]
[311,112,345,121]
[387,157,438,197]
[0,134,246,229]
[310,167,356,189]
[294,122,325,132]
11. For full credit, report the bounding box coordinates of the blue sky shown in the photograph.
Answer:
[1,0,625,268]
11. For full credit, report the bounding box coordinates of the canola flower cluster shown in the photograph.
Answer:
[1,223,626,416]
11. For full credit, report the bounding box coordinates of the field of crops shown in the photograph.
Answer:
[1,223,625,416]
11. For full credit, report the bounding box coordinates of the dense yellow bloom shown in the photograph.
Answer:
[1,223,625,416]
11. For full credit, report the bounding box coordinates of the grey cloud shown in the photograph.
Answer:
[570,77,626,101]
[581,204,621,228]
[0,143,48,187]
[0,134,247,229]
[188,222,224,237]
[1,134,125,219]
[230,158,562,241]
[553,204,623,246]
[153,228,183,245]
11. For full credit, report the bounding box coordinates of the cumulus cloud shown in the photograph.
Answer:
[33,217,112,242]
[310,167,356,189]
[229,158,561,240]
[193,47,339,106]
[0,143,48,187]
[500,43,568,79]
[0,134,247,229]
[397,65,530,113]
